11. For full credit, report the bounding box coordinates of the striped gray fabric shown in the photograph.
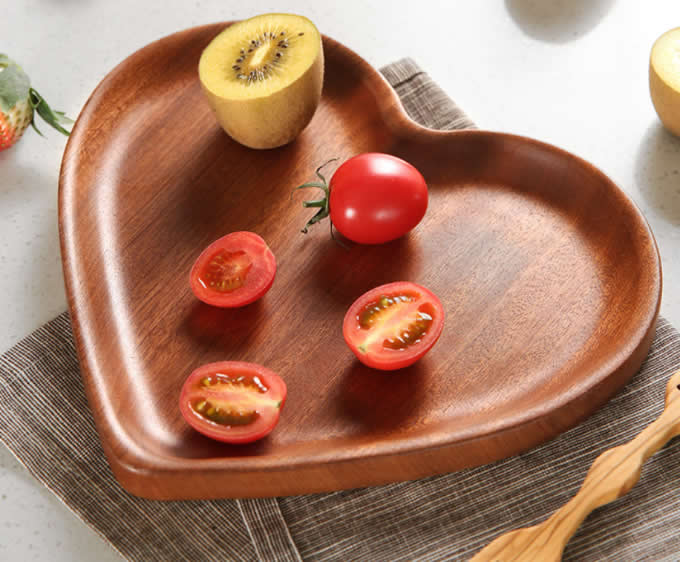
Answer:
[239,499,302,562]
[0,314,256,561]
[381,58,477,131]
[0,58,679,561]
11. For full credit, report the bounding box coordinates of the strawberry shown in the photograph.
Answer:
[0,54,71,151]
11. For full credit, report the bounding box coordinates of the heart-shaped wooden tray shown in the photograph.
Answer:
[59,23,661,499]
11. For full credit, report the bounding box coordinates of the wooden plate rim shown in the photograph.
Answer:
[58,23,662,478]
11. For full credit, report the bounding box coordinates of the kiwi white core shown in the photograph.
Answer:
[199,13,321,100]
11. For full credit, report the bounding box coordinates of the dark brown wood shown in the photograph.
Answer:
[59,23,662,500]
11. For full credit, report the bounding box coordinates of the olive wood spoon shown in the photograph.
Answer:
[472,369,680,562]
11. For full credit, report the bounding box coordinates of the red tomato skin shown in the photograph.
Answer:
[190,231,276,308]
[342,281,444,370]
[328,153,428,244]
[179,361,287,444]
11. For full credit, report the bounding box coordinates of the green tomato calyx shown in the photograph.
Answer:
[293,158,337,233]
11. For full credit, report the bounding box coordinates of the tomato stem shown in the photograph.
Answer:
[314,158,338,184]
[294,181,327,191]
[293,159,349,250]
[300,206,328,233]
[302,199,326,208]
[293,159,338,234]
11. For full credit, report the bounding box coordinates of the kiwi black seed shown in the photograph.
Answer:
[230,28,302,83]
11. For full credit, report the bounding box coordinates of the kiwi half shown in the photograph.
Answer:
[199,13,324,149]
[650,27,680,137]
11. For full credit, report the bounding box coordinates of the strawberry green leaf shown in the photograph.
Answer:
[28,88,71,136]
[0,56,30,113]
[30,119,44,137]
[53,110,74,124]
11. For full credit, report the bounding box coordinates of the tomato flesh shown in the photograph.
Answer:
[343,282,444,370]
[198,250,252,293]
[329,153,428,244]
[179,361,286,444]
[190,231,276,308]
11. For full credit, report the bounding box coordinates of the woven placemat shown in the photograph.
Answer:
[1,58,679,561]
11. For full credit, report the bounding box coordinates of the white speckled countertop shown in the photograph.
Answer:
[2,1,680,559]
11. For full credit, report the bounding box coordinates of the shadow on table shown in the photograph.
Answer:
[635,121,680,226]
[504,0,615,43]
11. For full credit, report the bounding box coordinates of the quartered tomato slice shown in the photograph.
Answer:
[179,361,287,444]
[190,231,276,307]
[343,281,444,370]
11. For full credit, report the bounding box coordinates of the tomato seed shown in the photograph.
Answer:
[383,311,433,350]
[200,250,252,293]
[193,398,258,426]
[202,372,269,393]
[358,293,416,328]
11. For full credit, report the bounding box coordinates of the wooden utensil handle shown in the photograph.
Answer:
[471,370,680,562]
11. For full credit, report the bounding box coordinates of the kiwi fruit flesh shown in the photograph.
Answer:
[199,13,324,149]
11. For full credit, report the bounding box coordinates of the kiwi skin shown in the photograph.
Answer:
[199,16,324,150]
[650,27,680,137]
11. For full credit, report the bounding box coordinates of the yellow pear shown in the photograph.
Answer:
[199,13,324,149]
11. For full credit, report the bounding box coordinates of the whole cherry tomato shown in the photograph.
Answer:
[296,153,428,244]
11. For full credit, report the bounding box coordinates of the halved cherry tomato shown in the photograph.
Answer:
[190,231,276,308]
[179,361,287,444]
[343,281,444,370]
[297,153,428,244]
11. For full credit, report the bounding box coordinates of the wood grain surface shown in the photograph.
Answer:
[59,23,661,499]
